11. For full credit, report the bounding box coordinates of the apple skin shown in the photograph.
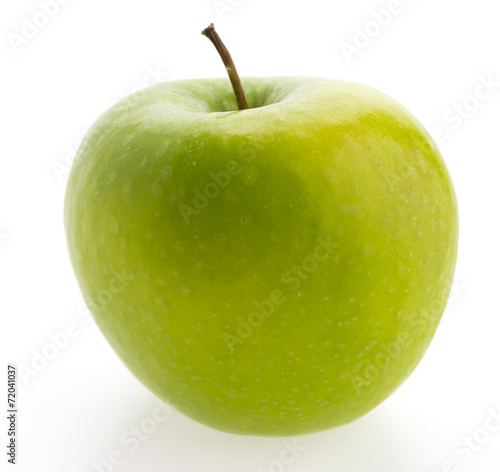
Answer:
[64,77,458,436]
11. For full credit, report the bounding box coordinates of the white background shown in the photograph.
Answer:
[1,0,500,471]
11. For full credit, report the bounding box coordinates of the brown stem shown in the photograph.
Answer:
[201,23,248,110]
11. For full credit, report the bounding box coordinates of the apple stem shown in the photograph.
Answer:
[201,23,249,111]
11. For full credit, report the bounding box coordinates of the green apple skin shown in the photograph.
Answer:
[64,77,458,436]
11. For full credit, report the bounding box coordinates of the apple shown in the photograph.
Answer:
[64,25,458,436]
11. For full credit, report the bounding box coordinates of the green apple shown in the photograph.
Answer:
[65,32,458,436]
